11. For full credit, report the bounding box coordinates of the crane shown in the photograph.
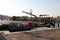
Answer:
[22,9,37,21]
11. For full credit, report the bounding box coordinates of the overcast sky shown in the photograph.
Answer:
[0,0,60,17]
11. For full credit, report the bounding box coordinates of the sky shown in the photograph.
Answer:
[0,0,60,17]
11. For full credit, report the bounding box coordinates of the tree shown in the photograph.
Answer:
[12,16,16,20]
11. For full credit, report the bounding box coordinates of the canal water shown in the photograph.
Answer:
[33,23,60,31]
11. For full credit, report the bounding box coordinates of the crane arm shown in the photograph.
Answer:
[22,11,37,17]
